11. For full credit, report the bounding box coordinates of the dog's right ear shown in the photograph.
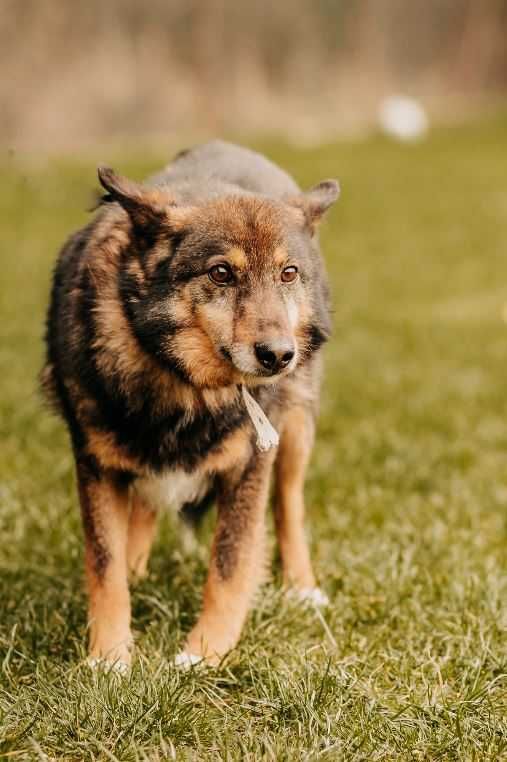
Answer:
[97,166,168,229]
[287,180,340,234]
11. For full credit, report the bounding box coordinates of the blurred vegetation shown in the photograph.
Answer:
[2,0,507,148]
[1,117,507,757]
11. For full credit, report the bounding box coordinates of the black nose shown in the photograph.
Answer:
[254,340,295,373]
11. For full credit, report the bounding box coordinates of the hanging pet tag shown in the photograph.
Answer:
[241,385,279,452]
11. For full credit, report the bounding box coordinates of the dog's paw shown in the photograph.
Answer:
[87,657,130,676]
[173,651,205,669]
[288,587,330,608]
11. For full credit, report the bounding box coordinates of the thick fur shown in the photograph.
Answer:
[41,141,338,666]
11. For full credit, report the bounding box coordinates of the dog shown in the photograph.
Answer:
[41,141,339,670]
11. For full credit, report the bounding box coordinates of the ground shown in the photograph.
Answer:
[1,116,507,760]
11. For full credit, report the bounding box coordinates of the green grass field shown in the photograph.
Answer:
[2,117,507,759]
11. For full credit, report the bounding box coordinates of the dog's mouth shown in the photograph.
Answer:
[220,345,297,384]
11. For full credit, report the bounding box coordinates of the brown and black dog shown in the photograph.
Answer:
[41,141,339,670]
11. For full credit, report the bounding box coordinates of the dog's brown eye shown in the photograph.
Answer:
[209,264,233,285]
[281,266,298,283]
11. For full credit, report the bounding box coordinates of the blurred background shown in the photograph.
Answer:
[2,0,507,151]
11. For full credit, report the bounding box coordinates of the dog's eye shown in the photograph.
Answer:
[281,265,298,283]
[209,264,233,285]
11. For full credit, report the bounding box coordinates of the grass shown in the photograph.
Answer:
[1,115,507,759]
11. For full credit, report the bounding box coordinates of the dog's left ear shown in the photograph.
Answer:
[288,179,340,232]
[98,166,169,229]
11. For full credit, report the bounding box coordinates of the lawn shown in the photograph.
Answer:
[1,116,507,759]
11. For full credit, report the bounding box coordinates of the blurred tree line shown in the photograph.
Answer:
[2,0,506,148]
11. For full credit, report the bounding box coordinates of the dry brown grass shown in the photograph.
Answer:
[2,0,507,150]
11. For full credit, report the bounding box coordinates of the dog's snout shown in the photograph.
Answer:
[254,340,295,373]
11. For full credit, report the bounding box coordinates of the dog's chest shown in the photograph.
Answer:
[133,469,210,512]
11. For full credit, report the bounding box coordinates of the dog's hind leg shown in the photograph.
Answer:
[274,406,324,600]
[127,492,158,579]
[178,451,274,666]
[76,456,133,671]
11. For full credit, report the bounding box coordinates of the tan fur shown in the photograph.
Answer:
[127,492,158,579]
[201,426,252,474]
[144,235,175,279]
[199,385,240,414]
[88,262,199,417]
[154,296,191,327]
[274,406,316,588]
[169,327,241,387]
[233,289,293,347]
[184,450,275,663]
[198,196,283,255]
[272,245,289,267]
[226,246,248,270]
[79,475,133,665]
[87,429,142,473]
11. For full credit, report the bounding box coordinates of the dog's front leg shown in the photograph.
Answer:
[274,406,316,589]
[76,455,133,670]
[127,491,158,580]
[180,451,274,666]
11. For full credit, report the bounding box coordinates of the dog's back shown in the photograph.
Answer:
[150,140,300,202]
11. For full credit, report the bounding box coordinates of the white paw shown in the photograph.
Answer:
[289,587,330,608]
[174,651,204,669]
[87,657,130,675]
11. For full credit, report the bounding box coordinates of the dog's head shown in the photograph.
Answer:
[98,165,339,388]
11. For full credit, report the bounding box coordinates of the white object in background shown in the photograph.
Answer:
[379,96,429,141]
